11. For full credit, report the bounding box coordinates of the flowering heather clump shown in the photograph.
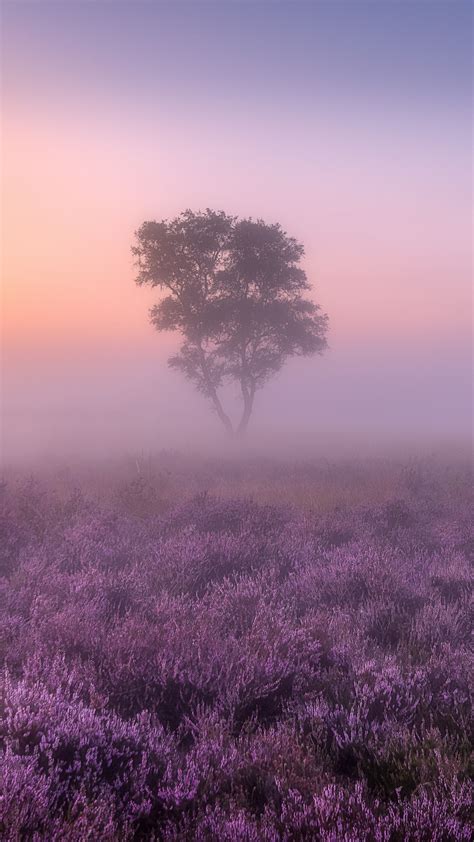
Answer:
[0,460,472,840]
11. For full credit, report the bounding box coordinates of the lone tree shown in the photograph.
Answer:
[133,209,328,436]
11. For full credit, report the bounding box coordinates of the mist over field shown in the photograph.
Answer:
[3,342,472,467]
[1,1,472,840]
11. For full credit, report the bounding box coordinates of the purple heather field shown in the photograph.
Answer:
[0,453,472,841]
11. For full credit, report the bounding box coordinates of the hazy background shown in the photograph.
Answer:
[1,0,472,464]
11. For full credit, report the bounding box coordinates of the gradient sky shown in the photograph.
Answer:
[1,0,472,460]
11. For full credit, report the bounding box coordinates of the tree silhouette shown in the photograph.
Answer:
[133,209,328,436]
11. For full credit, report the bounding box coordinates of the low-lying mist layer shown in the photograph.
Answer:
[1,458,472,840]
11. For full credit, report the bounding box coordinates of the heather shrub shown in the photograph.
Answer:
[0,458,472,839]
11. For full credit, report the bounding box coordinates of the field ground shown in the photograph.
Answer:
[1,454,472,840]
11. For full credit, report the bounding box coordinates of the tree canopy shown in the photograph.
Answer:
[133,209,328,435]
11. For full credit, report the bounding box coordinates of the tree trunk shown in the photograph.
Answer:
[236,382,255,437]
[211,394,234,436]
[197,346,234,436]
